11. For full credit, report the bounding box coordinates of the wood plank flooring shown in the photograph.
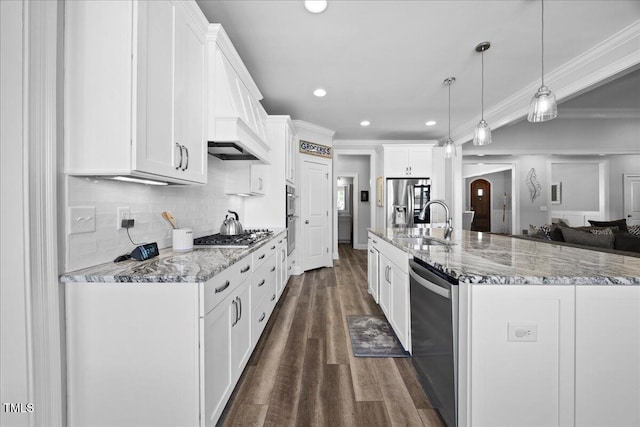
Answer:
[219,244,445,427]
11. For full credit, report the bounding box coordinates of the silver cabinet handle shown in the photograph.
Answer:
[271,294,276,302]
[237,296,242,321]
[270,266,276,272]
[258,279,266,287]
[175,143,183,170]
[369,249,374,254]
[305,220,309,224]
[231,299,238,326]
[258,254,266,260]
[258,312,266,322]
[182,145,189,171]
[278,240,283,244]
[373,239,378,244]
[258,177,263,191]
[271,245,276,250]
[215,280,230,294]
[241,265,250,273]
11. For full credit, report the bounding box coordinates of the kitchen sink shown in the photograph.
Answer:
[395,236,453,246]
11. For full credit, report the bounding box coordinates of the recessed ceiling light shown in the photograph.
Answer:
[477,154,485,157]
[425,120,436,126]
[360,120,370,127]
[305,0,328,13]
[313,88,327,97]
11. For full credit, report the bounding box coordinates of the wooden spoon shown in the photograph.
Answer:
[162,211,178,229]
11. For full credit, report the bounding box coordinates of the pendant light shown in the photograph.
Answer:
[528,0,557,122]
[473,42,492,145]
[443,77,456,159]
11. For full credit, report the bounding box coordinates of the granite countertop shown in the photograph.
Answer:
[369,227,640,285]
[60,229,287,284]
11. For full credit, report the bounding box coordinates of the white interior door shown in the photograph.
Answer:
[624,174,640,226]
[302,159,330,271]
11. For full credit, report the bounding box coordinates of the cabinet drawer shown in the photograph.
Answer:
[252,254,276,311]
[252,290,277,344]
[252,239,278,270]
[202,258,252,316]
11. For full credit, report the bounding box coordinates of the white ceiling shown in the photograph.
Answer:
[196,1,640,142]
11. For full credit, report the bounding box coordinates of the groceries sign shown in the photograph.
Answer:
[299,140,332,159]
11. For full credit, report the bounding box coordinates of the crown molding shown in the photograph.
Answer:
[181,0,209,32]
[207,23,263,101]
[291,120,336,137]
[556,107,640,119]
[462,148,640,157]
[453,19,640,145]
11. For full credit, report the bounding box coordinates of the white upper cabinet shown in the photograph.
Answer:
[207,24,270,164]
[65,0,208,184]
[225,163,265,196]
[285,121,297,184]
[383,145,434,178]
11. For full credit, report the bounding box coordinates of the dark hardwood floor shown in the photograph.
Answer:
[219,244,445,427]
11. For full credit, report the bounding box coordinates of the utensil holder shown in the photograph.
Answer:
[172,228,193,252]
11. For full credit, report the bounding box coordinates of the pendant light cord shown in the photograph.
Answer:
[541,0,545,86]
[448,81,451,139]
[481,50,485,120]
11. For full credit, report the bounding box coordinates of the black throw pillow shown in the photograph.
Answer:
[588,219,628,233]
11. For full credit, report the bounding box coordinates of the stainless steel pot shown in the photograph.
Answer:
[220,210,244,235]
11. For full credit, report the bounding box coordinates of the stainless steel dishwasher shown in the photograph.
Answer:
[409,258,459,427]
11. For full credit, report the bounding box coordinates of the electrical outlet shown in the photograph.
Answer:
[116,207,130,230]
[507,323,538,342]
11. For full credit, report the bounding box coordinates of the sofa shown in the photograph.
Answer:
[516,219,640,258]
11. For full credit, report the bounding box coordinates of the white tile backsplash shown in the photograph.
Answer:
[65,157,243,271]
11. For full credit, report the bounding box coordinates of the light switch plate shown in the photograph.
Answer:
[507,322,538,342]
[69,206,96,235]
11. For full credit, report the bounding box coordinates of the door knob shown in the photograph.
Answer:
[305,220,309,224]
[628,214,632,218]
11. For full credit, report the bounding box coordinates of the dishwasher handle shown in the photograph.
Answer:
[409,263,451,300]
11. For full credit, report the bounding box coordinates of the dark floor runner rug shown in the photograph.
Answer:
[347,315,410,357]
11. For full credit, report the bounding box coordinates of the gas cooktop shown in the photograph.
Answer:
[193,229,273,249]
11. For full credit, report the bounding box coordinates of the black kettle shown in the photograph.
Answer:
[220,210,244,235]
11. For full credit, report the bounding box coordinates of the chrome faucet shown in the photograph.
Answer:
[419,200,453,240]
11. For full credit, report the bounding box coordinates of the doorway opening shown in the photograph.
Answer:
[337,175,357,246]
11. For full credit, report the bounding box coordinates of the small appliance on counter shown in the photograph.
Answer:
[194,229,273,249]
[220,210,244,235]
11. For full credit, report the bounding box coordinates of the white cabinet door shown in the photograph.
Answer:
[285,124,297,184]
[203,298,233,427]
[408,147,432,177]
[385,147,410,178]
[575,286,640,427]
[466,285,575,427]
[173,5,206,183]
[389,261,409,350]
[276,239,288,299]
[134,0,177,178]
[230,279,252,380]
[379,256,392,317]
[367,245,379,303]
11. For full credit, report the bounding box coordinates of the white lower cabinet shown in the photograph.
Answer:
[276,234,288,299]
[66,236,289,427]
[574,285,640,427]
[367,237,379,303]
[369,232,411,352]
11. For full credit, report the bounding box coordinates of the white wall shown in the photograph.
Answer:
[551,163,599,211]
[66,156,244,271]
[335,155,371,248]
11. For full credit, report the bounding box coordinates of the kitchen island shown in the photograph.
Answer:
[368,227,640,427]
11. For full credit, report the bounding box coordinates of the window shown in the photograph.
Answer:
[337,185,350,212]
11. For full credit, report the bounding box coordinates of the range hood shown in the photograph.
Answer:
[207,24,270,164]
[208,141,258,161]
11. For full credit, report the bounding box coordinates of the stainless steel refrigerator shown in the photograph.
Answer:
[386,178,431,227]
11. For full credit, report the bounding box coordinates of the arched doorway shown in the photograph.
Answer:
[470,179,491,232]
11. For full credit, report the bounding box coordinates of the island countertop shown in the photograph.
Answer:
[60,229,287,283]
[368,228,640,285]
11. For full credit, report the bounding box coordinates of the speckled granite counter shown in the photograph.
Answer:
[369,228,640,285]
[60,229,287,283]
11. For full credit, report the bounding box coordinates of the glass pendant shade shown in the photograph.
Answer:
[527,85,558,122]
[443,138,456,159]
[473,119,492,145]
